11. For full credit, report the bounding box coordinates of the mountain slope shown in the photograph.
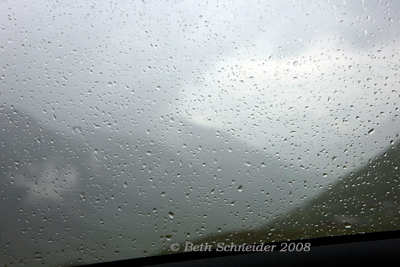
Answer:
[154,138,400,254]
[268,139,400,240]
[0,106,318,265]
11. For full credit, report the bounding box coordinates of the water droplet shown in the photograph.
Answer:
[368,128,375,135]
[34,252,42,260]
[293,60,299,66]
[268,54,274,61]
[168,212,174,219]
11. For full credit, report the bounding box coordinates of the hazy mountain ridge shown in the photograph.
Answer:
[0,106,105,266]
[154,138,400,255]
[2,107,398,264]
[269,138,400,239]
[80,110,321,227]
[1,106,319,265]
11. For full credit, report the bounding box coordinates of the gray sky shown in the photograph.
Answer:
[1,0,400,195]
[1,0,400,263]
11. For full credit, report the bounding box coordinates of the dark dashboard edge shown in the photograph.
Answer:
[80,229,400,267]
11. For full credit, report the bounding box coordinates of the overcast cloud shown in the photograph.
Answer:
[2,0,399,184]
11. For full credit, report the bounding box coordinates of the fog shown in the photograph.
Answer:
[1,0,399,265]
[2,0,399,173]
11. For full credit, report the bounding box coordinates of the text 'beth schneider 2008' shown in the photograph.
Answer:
[179,242,311,252]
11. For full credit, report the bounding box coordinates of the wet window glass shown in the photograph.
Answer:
[1,0,399,266]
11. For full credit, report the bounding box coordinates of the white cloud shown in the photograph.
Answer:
[178,36,400,174]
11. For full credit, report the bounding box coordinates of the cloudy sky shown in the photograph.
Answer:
[1,0,400,263]
[2,0,399,181]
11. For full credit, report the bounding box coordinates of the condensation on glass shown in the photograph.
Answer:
[0,0,399,266]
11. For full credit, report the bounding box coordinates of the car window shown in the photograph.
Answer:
[1,0,399,266]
